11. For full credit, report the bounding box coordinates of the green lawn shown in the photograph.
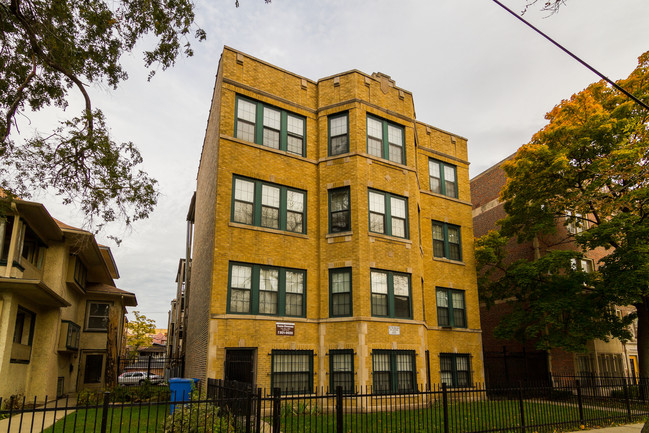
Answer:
[273,399,640,433]
[43,403,170,433]
[38,397,647,433]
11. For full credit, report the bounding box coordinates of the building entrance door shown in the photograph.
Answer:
[224,348,256,386]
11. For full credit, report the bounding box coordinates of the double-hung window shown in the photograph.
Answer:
[436,288,466,328]
[429,159,458,198]
[228,262,305,317]
[329,187,350,233]
[432,221,462,261]
[371,270,411,319]
[271,350,313,394]
[368,190,408,238]
[329,349,354,393]
[566,211,588,234]
[366,115,405,164]
[372,350,416,393]
[232,176,306,234]
[571,258,594,273]
[330,268,352,317]
[235,96,306,156]
[86,302,110,331]
[11,307,36,363]
[440,353,471,387]
[329,112,349,155]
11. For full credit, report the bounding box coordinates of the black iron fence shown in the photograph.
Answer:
[2,375,649,433]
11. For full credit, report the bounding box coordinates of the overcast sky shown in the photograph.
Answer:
[29,0,649,327]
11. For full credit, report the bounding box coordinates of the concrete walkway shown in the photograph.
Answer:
[585,423,644,433]
[0,396,77,433]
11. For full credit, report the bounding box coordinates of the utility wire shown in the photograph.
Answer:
[491,0,649,111]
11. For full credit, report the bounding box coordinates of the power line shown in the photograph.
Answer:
[491,0,649,111]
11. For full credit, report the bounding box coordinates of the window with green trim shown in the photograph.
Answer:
[436,288,466,328]
[429,159,458,198]
[368,190,408,238]
[432,221,461,261]
[329,268,352,317]
[371,270,411,319]
[232,176,306,234]
[329,112,349,156]
[366,115,405,164]
[440,353,471,387]
[235,96,306,156]
[329,349,354,393]
[329,187,350,233]
[228,262,305,317]
[271,350,313,394]
[372,350,416,393]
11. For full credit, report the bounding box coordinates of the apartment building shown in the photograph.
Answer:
[0,199,136,399]
[471,156,638,383]
[183,47,484,393]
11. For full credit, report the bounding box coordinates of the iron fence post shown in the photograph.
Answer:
[518,382,526,433]
[100,391,110,433]
[576,380,584,424]
[336,386,343,433]
[147,354,152,377]
[272,388,281,433]
[623,376,632,421]
[256,388,262,433]
[442,383,449,433]
[246,387,253,433]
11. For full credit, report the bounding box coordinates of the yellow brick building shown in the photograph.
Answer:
[184,47,483,393]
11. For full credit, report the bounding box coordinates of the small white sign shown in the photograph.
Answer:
[276,322,295,336]
[388,326,400,335]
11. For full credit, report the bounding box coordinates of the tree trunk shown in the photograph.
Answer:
[104,306,120,388]
[636,298,649,378]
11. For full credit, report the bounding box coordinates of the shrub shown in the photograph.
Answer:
[165,397,233,433]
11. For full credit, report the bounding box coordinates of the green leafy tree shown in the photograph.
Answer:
[0,0,206,234]
[477,51,649,374]
[126,310,156,354]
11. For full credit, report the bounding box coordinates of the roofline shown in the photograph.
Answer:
[470,152,517,183]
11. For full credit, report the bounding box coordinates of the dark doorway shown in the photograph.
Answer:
[84,354,104,384]
[225,348,256,386]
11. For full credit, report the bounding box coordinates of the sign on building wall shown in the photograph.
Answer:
[389,326,400,335]
[276,322,295,336]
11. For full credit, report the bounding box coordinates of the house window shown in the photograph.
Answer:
[368,190,408,238]
[440,353,471,387]
[21,226,45,269]
[235,96,306,156]
[372,350,416,393]
[74,256,87,289]
[366,115,405,164]
[329,349,354,393]
[329,112,349,156]
[232,176,306,234]
[567,212,588,234]
[330,268,352,317]
[371,270,411,319]
[429,159,458,198]
[64,321,81,350]
[86,302,110,331]
[271,350,313,394]
[11,306,36,363]
[432,221,462,261]
[84,354,104,384]
[571,258,594,273]
[436,288,466,328]
[329,187,350,233]
[228,262,305,317]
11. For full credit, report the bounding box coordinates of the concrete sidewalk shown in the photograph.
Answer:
[0,396,77,433]
[585,423,644,432]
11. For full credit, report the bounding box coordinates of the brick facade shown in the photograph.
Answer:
[185,47,484,391]
[471,157,637,382]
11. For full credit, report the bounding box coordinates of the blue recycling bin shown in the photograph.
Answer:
[169,378,199,413]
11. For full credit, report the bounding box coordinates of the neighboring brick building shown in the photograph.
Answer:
[0,199,136,400]
[181,47,484,393]
[471,156,638,384]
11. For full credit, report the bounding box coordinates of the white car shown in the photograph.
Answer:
[118,371,164,385]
